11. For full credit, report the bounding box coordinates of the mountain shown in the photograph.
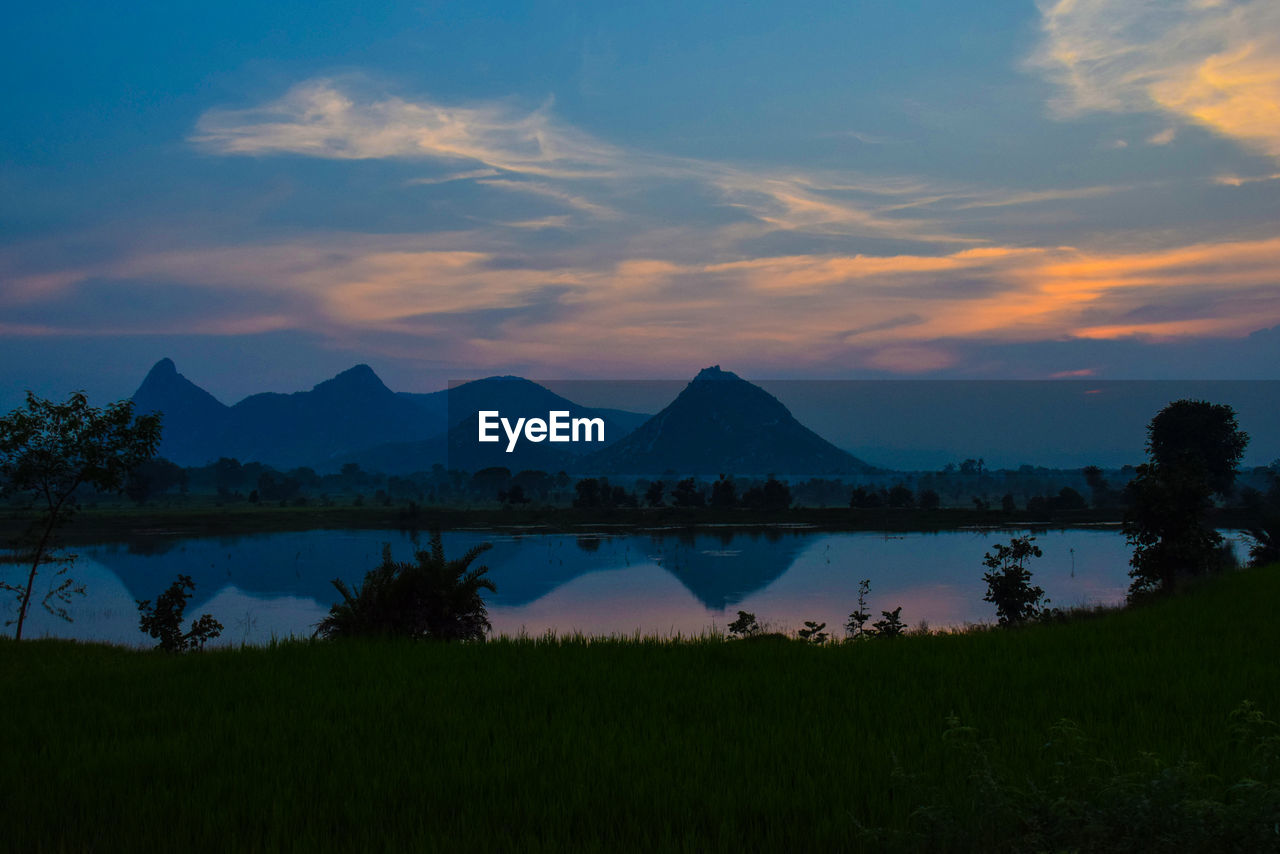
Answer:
[396,377,648,435]
[131,360,649,473]
[347,376,649,474]
[131,360,435,469]
[130,358,231,465]
[215,365,433,469]
[584,366,876,475]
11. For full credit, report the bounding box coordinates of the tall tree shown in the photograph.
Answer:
[1124,399,1248,596]
[0,392,161,639]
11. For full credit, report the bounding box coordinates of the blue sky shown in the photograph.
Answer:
[3,0,1280,408]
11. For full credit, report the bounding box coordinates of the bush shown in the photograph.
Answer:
[136,575,223,652]
[727,610,761,638]
[871,606,906,638]
[316,532,495,641]
[797,620,828,644]
[845,579,873,640]
[981,536,1049,626]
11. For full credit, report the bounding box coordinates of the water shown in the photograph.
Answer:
[0,527,1252,646]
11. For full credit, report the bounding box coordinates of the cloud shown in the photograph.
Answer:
[10,230,1280,377]
[1030,0,1280,158]
[192,80,621,178]
[192,79,1099,247]
[406,169,502,185]
[1213,170,1280,185]
[476,178,620,219]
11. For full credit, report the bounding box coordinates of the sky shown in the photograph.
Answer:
[3,0,1280,409]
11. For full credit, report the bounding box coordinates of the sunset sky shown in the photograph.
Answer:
[3,0,1280,407]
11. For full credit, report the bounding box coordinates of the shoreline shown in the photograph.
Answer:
[0,502,1256,545]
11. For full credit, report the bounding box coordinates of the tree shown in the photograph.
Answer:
[845,578,873,640]
[981,536,1047,626]
[761,476,791,511]
[797,620,828,644]
[728,610,761,638]
[871,606,906,638]
[887,484,915,508]
[710,474,737,508]
[1243,473,1280,567]
[672,478,705,508]
[316,532,495,640]
[1124,400,1248,596]
[0,392,161,640]
[645,480,665,507]
[574,477,602,508]
[125,457,187,504]
[137,575,223,652]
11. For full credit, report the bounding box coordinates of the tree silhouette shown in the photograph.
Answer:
[1125,400,1247,596]
[0,392,160,639]
[981,536,1047,625]
[137,575,223,652]
[317,532,495,640]
[710,474,737,508]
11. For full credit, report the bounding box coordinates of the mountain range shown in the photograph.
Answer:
[130,359,874,474]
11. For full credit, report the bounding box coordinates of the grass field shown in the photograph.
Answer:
[3,566,1279,852]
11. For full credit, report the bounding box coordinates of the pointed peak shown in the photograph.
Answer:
[693,365,740,382]
[146,357,178,379]
[339,363,379,381]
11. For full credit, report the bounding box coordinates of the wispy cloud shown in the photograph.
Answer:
[476,178,620,220]
[406,168,502,185]
[1030,0,1280,159]
[11,231,1280,375]
[1213,170,1280,185]
[192,80,621,178]
[191,79,1082,247]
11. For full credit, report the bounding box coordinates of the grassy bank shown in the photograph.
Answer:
[3,567,1279,852]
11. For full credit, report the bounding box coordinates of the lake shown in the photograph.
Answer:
[0,526,1254,646]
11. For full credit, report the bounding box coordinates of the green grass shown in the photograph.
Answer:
[3,567,1279,852]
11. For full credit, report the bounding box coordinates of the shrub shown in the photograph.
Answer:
[981,536,1049,626]
[871,606,906,638]
[797,620,828,644]
[136,575,223,652]
[845,579,873,640]
[727,610,762,638]
[316,532,495,641]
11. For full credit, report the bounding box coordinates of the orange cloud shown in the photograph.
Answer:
[9,231,1280,374]
[1032,0,1280,160]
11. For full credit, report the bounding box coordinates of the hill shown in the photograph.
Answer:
[585,366,876,474]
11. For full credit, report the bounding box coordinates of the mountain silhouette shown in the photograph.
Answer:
[131,358,232,465]
[348,376,648,474]
[217,364,431,469]
[585,366,875,474]
[131,360,648,472]
[131,359,435,469]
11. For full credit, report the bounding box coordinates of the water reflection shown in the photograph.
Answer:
[0,527,1223,646]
